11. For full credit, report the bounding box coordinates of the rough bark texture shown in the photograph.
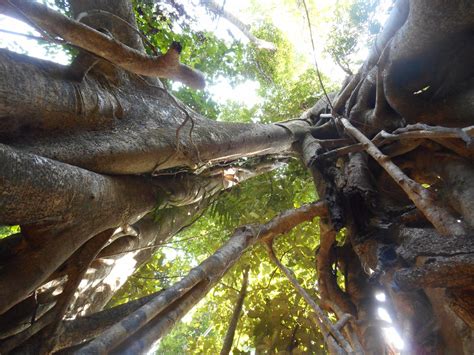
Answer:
[0,0,473,353]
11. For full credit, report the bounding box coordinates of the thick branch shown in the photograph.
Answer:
[340,117,466,236]
[0,0,205,88]
[317,222,356,316]
[0,230,114,353]
[394,254,474,290]
[0,144,161,315]
[0,50,309,174]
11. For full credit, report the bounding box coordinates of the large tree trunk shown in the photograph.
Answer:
[0,0,473,353]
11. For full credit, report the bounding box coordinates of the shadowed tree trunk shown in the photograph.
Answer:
[0,0,473,353]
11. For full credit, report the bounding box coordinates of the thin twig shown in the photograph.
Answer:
[0,28,65,42]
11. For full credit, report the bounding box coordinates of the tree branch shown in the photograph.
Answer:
[201,0,276,51]
[220,266,250,355]
[0,0,205,89]
[265,243,353,354]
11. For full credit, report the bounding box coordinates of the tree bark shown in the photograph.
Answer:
[0,0,473,353]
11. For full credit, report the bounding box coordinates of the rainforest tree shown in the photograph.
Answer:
[0,0,473,353]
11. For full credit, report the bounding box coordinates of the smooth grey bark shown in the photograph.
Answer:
[0,144,159,315]
[112,281,210,355]
[0,49,308,175]
[1,0,473,353]
[16,291,163,354]
[0,202,209,351]
[0,142,229,317]
[68,202,209,317]
[0,159,280,346]
[0,49,122,135]
[64,160,281,320]
[0,143,156,226]
[70,0,145,50]
[0,0,317,351]
[0,0,205,89]
[59,290,161,350]
[382,0,474,126]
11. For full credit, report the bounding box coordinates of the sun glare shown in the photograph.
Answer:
[375,292,406,352]
[375,291,386,302]
[383,326,406,350]
[377,307,392,323]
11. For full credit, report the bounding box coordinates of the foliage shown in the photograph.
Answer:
[247,22,300,89]
[113,160,324,353]
[1,0,471,353]
[0,225,20,240]
[133,0,251,119]
[325,0,384,74]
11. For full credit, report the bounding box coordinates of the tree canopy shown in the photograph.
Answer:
[0,0,473,354]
